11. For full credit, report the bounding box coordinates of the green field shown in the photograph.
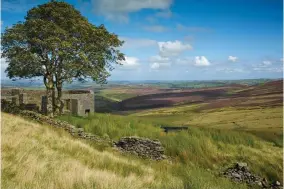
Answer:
[59,110,283,183]
[3,113,257,189]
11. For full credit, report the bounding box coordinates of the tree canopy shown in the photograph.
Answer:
[1,1,125,116]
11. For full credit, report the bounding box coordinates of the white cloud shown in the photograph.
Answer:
[176,24,211,32]
[251,60,282,73]
[149,55,171,70]
[150,62,171,70]
[194,56,211,66]
[158,40,192,57]
[175,57,194,65]
[92,0,173,22]
[228,56,238,62]
[118,56,140,70]
[253,67,282,73]
[262,61,271,66]
[120,37,157,49]
[281,58,284,63]
[143,25,168,32]
[149,55,170,63]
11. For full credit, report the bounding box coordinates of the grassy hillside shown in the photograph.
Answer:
[2,113,254,189]
[59,113,283,183]
[131,105,283,147]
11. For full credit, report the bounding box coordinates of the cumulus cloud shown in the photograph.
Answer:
[149,55,171,70]
[150,62,171,70]
[281,58,284,63]
[120,37,157,49]
[143,25,168,32]
[251,60,282,73]
[158,40,192,57]
[91,0,173,22]
[228,56,238,62]
[194,56,211,66]
[118,56,140,70]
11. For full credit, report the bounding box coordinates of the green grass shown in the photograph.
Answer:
[59,112,283,182]
[3,113,252,189]
[131,105,283,147]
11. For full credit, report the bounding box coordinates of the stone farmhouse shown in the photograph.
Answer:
[2,88,95,117]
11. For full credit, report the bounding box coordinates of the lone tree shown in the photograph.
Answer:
[1,1,125,116]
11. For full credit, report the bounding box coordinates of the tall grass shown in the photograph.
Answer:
[59,113,283,182]
[2,113,249,189]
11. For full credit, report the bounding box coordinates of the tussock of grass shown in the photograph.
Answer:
[59,113,283,182]
[3,113,252,189]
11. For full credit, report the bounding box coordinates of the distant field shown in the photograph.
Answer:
[133,105,283,146]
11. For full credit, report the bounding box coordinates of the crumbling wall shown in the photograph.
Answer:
[62,90,95,116]
[114,136,166,160]
[223,162,282,189]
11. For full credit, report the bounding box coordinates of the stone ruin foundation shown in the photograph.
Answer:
[113,136,166,160]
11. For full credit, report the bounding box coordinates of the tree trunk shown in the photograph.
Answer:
[56,83,64,115]
[46,87,54,117]
[44,75,55,117]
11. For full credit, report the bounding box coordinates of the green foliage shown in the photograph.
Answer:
[2,1,124,83]
[59,113,283,182]
[1,1,125,115]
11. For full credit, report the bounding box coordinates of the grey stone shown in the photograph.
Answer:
[275,181,281,186]
[114,136,165,161]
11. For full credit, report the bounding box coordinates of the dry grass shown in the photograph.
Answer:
[3,111,283,189]
[1,113,183,189]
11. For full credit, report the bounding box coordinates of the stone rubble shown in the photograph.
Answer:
[1,100,166,161]
[223,162,283,189]
[113,136,166,161]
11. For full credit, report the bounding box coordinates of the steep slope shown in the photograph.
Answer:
[2,113,251,189]
[1,113,181,189]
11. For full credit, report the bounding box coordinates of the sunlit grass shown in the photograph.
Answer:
[2,113,252,189]
[59,112,283,182]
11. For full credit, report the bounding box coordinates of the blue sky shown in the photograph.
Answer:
[1,0,283,80]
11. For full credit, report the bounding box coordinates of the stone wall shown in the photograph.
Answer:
[222,162,282,189]
[1,100,166,161]
[114,136,166,160]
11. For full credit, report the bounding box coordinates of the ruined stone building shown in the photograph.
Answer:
[42,90,95,116]
[2,88,95,116]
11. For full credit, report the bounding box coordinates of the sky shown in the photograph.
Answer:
[1,0,283,81]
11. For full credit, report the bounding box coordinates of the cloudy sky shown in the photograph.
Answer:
[1,0,283,80]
